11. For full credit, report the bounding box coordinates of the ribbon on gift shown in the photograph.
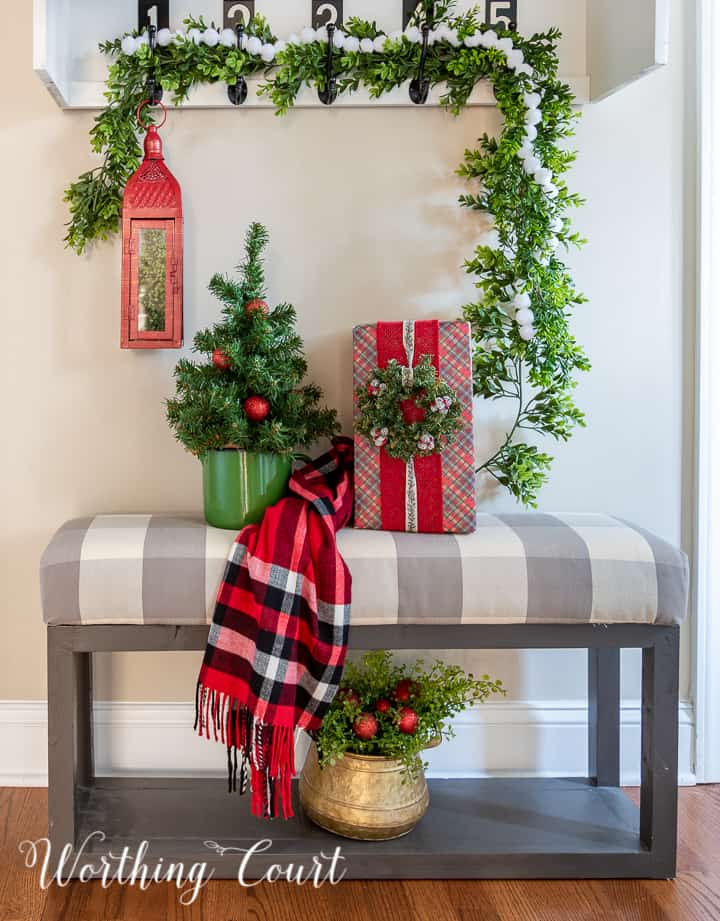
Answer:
[376,320,444,533]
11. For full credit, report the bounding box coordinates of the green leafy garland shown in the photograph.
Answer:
[64,4,589,507]
[355,357,464,462]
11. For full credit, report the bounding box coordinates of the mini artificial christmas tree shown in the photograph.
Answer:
[167,223,339,528]
[167,222,338,456]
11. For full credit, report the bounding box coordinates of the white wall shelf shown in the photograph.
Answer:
[34,0,668,109]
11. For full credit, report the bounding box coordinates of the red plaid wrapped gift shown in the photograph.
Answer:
[353,319,476,534]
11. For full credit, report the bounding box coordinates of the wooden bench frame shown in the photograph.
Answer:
[47,622,680,879]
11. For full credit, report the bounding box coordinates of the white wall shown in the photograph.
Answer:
[0,0,695,776]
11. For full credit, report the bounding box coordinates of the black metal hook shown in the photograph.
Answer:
[318,23,338,105]
[409,23,430,105]
[227,24,249,105]
[145,23,164,105]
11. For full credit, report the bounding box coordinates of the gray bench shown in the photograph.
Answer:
[40,513,689,879]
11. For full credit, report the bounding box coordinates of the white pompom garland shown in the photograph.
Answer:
[515,307,534,326]
[506,49,524,69]
[518,325,535,342]
[120,35,138,55]
[246,35,262,55]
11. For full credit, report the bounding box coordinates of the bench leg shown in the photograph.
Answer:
[47,627,94,855]
[75,649,94,786]
[640,627,680,875]
[588,647,620,786]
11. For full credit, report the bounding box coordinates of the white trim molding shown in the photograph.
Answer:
[0,699,695,788]
[695,0,720,784]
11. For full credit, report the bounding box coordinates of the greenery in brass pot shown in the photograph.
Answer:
[315,650,505,779]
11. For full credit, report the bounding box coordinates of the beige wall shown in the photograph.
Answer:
[0,1,695,705]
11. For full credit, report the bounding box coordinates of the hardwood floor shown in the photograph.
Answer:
[0,786,718,921]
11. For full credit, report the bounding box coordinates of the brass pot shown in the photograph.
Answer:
[299,742,429,840]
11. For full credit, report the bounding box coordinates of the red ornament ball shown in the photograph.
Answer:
[337,688,361,709]
[243,396,270,422]
[375,698,392,714]
[245,298,269,315]
[397,707,419,735]
[353,713,379,741]
[212,348,231,371]
[393,679,420,703]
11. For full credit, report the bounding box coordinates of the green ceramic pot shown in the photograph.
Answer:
[201,449,292,530]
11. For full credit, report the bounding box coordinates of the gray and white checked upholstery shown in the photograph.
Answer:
[39,513,688,627]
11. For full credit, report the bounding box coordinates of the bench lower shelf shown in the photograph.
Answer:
[68,776,666,879]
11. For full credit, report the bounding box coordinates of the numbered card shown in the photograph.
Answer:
[484,0,517,30]
[312,0,342,28]
[139,0,169,29]
[213,0,518,38]
[223,0,256,28]
[402,0,425,28]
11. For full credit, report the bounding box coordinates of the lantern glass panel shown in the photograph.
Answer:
[137,227,167,332]
[129,219,176,342]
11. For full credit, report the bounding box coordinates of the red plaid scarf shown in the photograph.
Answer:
[195,438,353,819]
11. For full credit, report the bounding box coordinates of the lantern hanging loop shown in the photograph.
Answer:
[136,99,168,130]
[409,23,431,105]
[227,24,249,105]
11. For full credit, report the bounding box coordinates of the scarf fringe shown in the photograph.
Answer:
[195,682,295,819]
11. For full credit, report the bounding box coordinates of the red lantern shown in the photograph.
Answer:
[121,102,183,349]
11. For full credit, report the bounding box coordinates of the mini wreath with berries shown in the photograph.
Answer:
[355,356,464,463]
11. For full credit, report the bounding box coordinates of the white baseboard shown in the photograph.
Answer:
[0,698,695,787]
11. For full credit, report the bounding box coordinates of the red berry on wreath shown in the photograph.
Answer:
[212,348,231,371]
[397,707,419,735]
[243,396,270,422]
[375,698,392,714]
[394,679,419,703]
[353,713,379,741]
[245,298,269,315]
